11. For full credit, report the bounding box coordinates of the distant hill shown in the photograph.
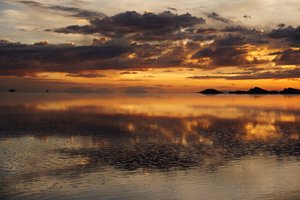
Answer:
[200,87,300,95]
[230,87,279,94]
[199,89,223,94]
[248,87,277,94]
[280,88,300,94]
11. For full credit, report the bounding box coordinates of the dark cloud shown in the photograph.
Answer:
[2,7,297,78]
[191,36,250,66]
[66,73,107,78]
[271,49,300,65]
[222,26,268,45]
[53,11,205,41]
[196,28,217,34]
[0,32,270,77]
[33,40,51,46]
[18,0,106,19]
[213,35,246,46]
[120,71,138,75]
[269,26,300,45]
[148,46,186,66]
[18,0,41,6]
[166,6,178,12]
[49,5,105,19]
[188,68,300,80]
[0,40,134,76]
[222,26,261,34]
[191,35,270,67]
[192,46,249,66]
[0,39,196,76]
[206,12,231,23]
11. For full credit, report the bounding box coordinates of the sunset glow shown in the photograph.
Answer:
[0,0,300,92]
[3,1,300,200]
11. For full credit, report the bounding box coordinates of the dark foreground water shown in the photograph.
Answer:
[1,93,300,200]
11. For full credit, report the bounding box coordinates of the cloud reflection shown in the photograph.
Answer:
[1,94,300,200]
[0,94,300,158]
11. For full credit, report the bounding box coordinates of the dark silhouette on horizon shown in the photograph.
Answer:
[8,89,16,93]
[281,88,300,94]
[230,87,279,94]
[199,87,300,95]
[199,89,223,94]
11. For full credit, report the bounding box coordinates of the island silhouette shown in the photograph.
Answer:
[199,87,300,95]
[199,89,223,94]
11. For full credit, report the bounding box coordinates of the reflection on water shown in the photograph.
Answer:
[1,94,300,200]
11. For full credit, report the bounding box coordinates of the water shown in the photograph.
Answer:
[1,93,300,200]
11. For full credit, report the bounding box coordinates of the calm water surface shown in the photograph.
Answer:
[1,93,300,200]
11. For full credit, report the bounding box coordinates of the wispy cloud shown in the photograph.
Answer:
[18,0,106,19]
[205,12,232,23]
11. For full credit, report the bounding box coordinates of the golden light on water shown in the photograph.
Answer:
[2,93,300,200]
[2,0,300,199]
[27,95,300,118]
[243,123,282,141]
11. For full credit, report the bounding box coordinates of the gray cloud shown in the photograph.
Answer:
[66,73,107,78]
[191,35,270,67]
[1,7,298,79]
[269,26,300,45]
[206,12,231,23]
[271,49,300,65]
[120,71,138,75]
[0,39,134,76]
[192,36,249,66]
[166,6,178,12]
[196,28,218,34]
[52,11,205,41]
[188,68,300,80]
[0,30,272,77]
[0,38,199,76]
[18,0,106,19]
[222,26,261,34]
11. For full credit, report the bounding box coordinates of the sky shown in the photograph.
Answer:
[1,0,300,93]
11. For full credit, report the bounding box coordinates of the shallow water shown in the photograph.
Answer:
[1,93,300,200]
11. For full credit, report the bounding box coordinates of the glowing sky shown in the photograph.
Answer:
[1,0,300,92]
